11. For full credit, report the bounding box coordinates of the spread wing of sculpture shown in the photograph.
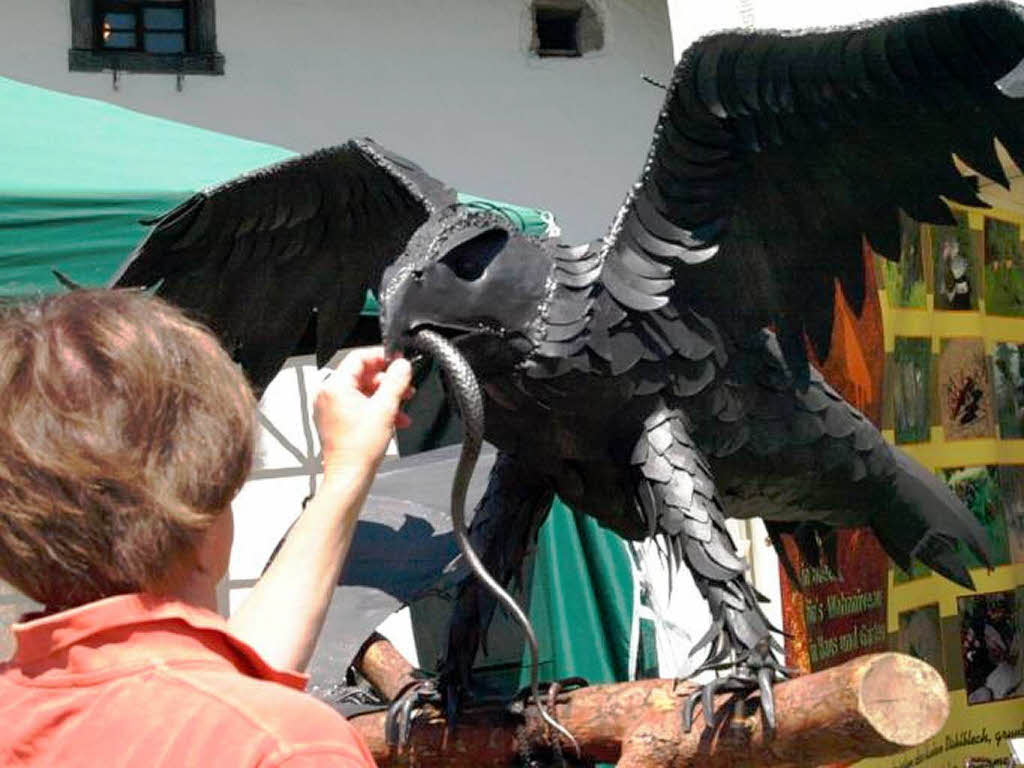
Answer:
[113,0,1024,743]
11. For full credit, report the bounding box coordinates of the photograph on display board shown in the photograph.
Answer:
[984,217,1024,317]
[938,466,1012,569]
[897,603,945,680]
[882,214,927,309]
[932,212,977,311]
[957,588,1023,706]
[993,342,1024,438]
[994,465,1024,565]
[891,337,932,444]
[937,338,995,440]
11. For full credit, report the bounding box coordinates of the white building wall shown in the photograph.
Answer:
[0,0,673,242]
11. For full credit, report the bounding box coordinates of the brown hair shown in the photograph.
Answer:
[0,290,256,609]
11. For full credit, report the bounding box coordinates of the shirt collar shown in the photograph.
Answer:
[9,593,307,690]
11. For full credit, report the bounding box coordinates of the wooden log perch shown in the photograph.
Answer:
[350,636,949,767]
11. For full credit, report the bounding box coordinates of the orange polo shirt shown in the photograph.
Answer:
[0,594,377,767]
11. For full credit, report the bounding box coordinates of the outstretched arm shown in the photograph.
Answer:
[227,348,412,672]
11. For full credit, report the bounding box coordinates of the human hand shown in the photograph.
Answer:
[314,347,413,478]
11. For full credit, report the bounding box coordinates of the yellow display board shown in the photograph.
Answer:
[862,202,1024,768]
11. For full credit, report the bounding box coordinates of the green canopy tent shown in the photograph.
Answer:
[0,76,551,298]
[0,77,295,294]
[0,76,641,692]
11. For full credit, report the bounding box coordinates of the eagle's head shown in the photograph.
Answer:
[379,207,554,375]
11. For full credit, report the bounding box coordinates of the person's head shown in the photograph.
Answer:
[0,289,256,610]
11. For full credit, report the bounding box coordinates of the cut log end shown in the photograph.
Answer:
[858,653,950,747]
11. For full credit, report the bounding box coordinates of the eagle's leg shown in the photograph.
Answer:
[384,451,554,747]
[633,407,793,732]
[438,452,555,716]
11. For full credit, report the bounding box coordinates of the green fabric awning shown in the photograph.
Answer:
[524,501,634,686]
[0,76,294,294]
[0,77,554,298]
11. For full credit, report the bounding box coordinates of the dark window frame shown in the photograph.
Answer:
[531,1,604,59]
[69,0,223,75]
[534,6,582,58]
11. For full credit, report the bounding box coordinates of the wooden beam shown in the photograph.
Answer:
[351,637,948,768]
[352,632,420,701]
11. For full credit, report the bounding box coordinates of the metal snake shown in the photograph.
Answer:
[408,329,578,753]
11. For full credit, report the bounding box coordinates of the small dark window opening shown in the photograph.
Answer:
[535,7,582,57]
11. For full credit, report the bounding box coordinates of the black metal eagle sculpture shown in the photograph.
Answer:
[113,0,1023,736]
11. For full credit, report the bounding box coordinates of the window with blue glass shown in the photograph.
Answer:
[97,2,188,54]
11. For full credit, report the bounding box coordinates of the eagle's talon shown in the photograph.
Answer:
[758,665,776,730]
[384,677,442,750]
[681,689,700,732]
[543,676,588,712]
[680,675,751,732]
[701,677,717,727]
[684,677,740,731]
[509,676,589,713]
[682,637,791,734]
